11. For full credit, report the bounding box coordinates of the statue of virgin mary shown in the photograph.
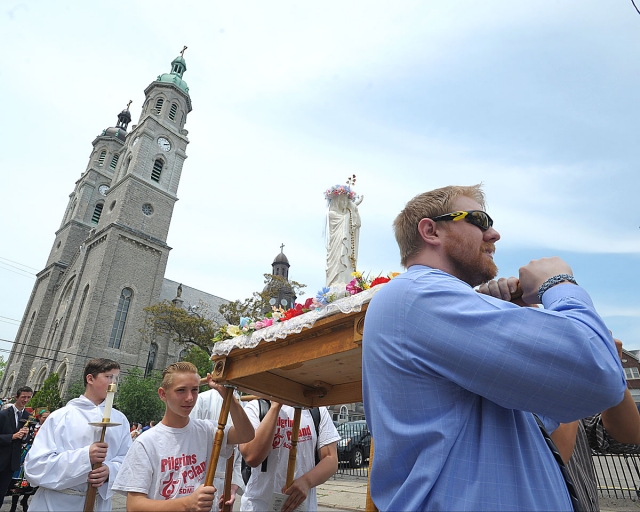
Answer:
[325,181,363,288]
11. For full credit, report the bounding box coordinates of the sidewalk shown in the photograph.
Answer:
[317,474,368,510]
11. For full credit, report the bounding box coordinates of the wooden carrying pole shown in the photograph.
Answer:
[285,407,302,489]
[205,386,234,486]
[365,438,378,512]
[221,452,235,512]
[82,426,107,512]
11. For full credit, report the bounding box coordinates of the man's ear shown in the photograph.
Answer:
[417,218,441,246]
[158,387,166,402]
[85,374,94,386]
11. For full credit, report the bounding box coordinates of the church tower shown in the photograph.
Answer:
[1,52,193,394]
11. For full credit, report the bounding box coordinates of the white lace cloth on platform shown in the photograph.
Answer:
[211,285,383,356]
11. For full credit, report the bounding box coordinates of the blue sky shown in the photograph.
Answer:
[1,1,639,355]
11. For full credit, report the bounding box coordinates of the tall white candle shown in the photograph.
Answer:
[103,383,117,421]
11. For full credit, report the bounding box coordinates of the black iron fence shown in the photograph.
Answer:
[335,452,640,494]
[593,452,640,500]
[335,421,370,477]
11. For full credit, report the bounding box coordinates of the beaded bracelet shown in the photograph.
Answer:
[537,274,578,303]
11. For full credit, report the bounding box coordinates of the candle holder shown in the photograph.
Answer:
[83,383,121,512]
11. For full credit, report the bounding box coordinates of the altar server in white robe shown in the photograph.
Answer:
[24,358,131,511]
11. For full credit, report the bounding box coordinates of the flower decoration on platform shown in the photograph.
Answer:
[211,270,400,344]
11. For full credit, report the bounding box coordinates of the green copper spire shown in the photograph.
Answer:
[157,46,189,95]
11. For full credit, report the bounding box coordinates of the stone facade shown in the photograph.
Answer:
[0,55,225,396]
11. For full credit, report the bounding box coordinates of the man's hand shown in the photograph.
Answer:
[12,426,29,441]
[217,485,238,511]
[478,277,520,302]
[614,338,623,360]
[89,441,108,465]
[188,485,216,512]
[87,464,109,488]
[281,477,311,512]
[519,257,574,304]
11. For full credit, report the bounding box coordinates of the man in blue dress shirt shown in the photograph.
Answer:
[362,184,626,511]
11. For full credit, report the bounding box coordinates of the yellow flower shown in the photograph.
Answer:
[351,271,363,278]
[388,271,401,279]
[226,325,242,337]
[362,283,370,290]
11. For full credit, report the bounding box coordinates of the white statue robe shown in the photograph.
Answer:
[326,196,361,288]
[24,395,131,511]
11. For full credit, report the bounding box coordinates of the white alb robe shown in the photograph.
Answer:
[24,395,131,511]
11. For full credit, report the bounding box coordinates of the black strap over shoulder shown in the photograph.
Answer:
[309,407,321,466]
[258,399,271,473]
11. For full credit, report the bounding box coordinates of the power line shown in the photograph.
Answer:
[632,0,640,15]
[0,256,40,273]
[0,318,20,326]
[0,262,36,279]
[0,337,163,372]
[0,316,20,323]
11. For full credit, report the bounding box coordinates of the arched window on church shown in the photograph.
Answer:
[18,311,36,358]
[69,284,89,347]
[45,320,59,355]
[109,288,133,349]
[98,150,107,166]
[151,160,163,182]
[169,103,178,121]
[91,203,104,224]
[109,154,120,170]
[155,98,164,115]
[178,348,187,362]
[57,363,67,392]
[339,405,348,422]
[5,374,14,397]
[34,367,47,392]
[145,343,158,377]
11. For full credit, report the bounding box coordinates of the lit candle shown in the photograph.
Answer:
[102,383,117,422]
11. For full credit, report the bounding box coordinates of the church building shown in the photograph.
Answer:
[0,54,228,395]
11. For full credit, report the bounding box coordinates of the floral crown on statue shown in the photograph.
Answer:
[324,175,358,202]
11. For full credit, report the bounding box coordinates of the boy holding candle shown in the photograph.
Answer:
[24,358,131,511]
[112,362,255,512]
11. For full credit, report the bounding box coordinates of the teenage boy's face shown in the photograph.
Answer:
[158,372,200,418]
[87,369,120,400]
[15,392,32,409]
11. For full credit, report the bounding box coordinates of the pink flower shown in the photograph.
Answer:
[346,279,363,295]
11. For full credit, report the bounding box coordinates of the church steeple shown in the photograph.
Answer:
[116,101,132,130]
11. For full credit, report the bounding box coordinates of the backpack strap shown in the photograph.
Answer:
[310,407,321,466]
[258,399,271,473]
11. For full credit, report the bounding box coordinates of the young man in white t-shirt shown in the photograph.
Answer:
[239,401,340,512]
[112,362,254,512]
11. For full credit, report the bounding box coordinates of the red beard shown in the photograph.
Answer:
[444,230,498,287]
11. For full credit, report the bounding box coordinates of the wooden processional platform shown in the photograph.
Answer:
[206,302,377,512]
[210,303,367,406]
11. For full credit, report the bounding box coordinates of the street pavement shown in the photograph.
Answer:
[5,477,640,511]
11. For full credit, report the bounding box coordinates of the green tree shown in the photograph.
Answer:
[64,380,86,404]
[114,367,164,425]
[27,373,63,412]
[181,345,212,378]
[141,300,220,355]
[180,345,213,392]
[0,356,6,383]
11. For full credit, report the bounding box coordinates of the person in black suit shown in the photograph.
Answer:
[0,387,33,507]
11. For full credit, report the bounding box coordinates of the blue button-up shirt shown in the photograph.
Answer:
[362,265,626,511]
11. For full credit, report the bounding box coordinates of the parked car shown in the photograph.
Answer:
[336,420,370,468]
